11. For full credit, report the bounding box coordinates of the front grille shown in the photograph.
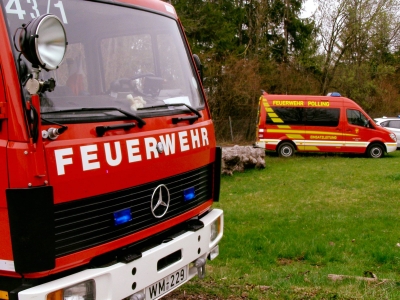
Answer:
[54,164,213,257]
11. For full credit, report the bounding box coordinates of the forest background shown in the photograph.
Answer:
[171,0,400,143]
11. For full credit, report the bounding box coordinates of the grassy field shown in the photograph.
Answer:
[168,150,400,299]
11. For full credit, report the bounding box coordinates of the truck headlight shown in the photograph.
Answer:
[390,133,397,142]
[47,280,95,300]
[210,217,221,242]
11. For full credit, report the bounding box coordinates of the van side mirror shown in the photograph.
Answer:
[193,54,203,83]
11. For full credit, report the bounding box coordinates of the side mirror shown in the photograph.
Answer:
[193,54,203,83]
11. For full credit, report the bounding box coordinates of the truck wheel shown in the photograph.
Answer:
[366,143,384,158]
[277,142,295,157]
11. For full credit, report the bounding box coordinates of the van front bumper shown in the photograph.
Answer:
[385,143,397,153]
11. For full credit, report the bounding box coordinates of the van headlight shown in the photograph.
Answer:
[210,217,221,242]
[47,280,96,300]
[390,133,397,142]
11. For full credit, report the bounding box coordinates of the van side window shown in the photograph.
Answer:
[266,107,340,126]
[347,109,369,127]
[266,107,303,125]
[305,108,340,126]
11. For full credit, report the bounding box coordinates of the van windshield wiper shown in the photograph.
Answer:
[41,107,146,128]
[138,103,201,124]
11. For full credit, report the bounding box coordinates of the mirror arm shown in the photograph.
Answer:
[193,54,204,83]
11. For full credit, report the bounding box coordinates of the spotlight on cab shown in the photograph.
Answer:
[19,14,68,71]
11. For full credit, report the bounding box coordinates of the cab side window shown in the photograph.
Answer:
[347,109,369,127]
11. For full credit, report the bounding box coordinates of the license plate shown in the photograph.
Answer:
[146,266,188,300]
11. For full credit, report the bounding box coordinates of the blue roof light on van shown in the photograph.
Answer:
[327,92,341,97]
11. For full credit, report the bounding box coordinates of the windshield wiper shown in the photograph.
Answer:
[138,103,201,124]
[41,107,146,128]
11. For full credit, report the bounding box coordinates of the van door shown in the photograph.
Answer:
[343,109,375,153]
[304,107,342,153]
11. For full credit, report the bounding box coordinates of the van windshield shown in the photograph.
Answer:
[3,0,204,122]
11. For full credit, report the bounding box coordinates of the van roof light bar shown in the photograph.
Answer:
[327,92,341,97]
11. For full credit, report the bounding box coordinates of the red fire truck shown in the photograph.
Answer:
[0,1,223,299]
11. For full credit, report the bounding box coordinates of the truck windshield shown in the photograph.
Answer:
[3,0,204,122]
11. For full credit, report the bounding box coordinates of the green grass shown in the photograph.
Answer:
[168,151,400,299]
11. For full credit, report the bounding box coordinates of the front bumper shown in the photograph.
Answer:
[18,209,224,300]
[385,142,397,153]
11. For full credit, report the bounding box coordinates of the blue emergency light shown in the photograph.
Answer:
[183,187,196,202]
[327,92,341,97]
[114,208,132,226]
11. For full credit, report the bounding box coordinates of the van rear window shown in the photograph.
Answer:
[266,107,340,127]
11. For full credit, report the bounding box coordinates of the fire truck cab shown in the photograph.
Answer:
[256,91,397,158]
[0,1,223,299]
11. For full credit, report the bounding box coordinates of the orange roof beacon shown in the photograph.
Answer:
[0,1,223,299]
[255,91,397,158]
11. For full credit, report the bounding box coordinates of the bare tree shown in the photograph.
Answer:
[314,0,400,95]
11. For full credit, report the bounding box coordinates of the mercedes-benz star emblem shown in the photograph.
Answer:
[151,184,170,218]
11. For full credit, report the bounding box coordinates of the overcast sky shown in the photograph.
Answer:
[301,0,317,18]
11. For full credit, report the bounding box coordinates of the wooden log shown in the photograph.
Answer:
[221,145,265,175]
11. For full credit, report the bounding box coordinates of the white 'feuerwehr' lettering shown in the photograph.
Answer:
[55,148,73,175]
[201,128,209,146]
[81,145,100,171]
[191,129,200,149]
[145,137,159,159]
[126,139,142,163]
[179,131,189,152]
[54,127,210,175]
[159,134,175,155]
[104,142,122,166]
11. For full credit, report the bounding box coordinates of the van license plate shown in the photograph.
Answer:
[146,266,188,300]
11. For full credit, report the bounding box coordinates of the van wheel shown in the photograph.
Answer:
[277,142,295,157]
[366,143,384,158]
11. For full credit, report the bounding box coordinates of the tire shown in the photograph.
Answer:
[366,143,384,158]
[277,142,295,157]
